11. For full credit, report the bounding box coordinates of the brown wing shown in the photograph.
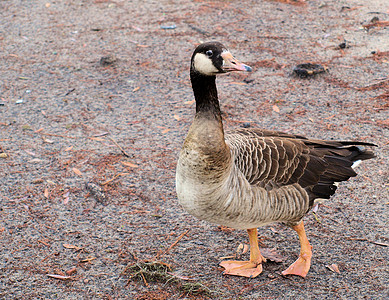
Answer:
[225,128,376,204]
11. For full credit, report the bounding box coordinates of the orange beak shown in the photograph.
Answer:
[221,52,252,72]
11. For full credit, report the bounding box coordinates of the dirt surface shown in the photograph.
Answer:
[1,0,388,299]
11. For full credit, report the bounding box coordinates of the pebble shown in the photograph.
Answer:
[160,24,177,30]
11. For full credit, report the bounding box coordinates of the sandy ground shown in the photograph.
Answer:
[1,0,388,299]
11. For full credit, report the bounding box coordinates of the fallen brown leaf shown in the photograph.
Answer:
[121,161,139,168]
[72,167,82,176]
[65,267,77,276]
[90,137,105,141]
[260,248,286,263]
[79,257,96,263]
[63,243,82,251]
[272,105,280,113]
[162,128,171,134]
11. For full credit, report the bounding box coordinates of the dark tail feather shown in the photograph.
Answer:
[307,142,376,202]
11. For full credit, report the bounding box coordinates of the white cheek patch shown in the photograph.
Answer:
[193,53,219,75]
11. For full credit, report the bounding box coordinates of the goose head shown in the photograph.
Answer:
[191,42,252,76]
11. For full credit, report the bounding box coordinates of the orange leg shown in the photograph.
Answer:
[282,221,312,278]
[220,228,266,278]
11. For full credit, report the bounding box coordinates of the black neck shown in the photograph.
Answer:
[190,69,222,120]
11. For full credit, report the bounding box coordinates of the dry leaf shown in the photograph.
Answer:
[63,244,82,251]
[90,137,105,142]
[79,257,96,263]
[29,158,42,163]
[326,263,340,274]
[65,267,77,276]
[133,86,140,92]
[173,114,181,121]
[121,161,138,168]
[43,137,54,144]
[162,128,171,134]
[260,248,286,262]
[44,188,49,198]
[272,105,280,113]
[72,167,82,176]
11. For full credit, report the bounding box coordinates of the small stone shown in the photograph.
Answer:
[338,42,346,49]
[293,63,327,78]
[99,55,117,66]
[22,125,32,130]
[32,178,44,184]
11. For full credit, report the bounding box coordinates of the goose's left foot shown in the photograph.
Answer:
[281,250,312,278]
[282,221,312,278]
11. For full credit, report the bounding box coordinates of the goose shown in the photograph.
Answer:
[175,41,376,278]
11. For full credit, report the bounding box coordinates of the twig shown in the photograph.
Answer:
[41,252,55,263]
[101,173,129,185]
[140,271,148,286]
[108,136,130,157]
[363,20,389,30]
[39,132,77,139]
[254,277,279,288]
[64,88,75,96]
[185,22,209,36]
[345,237,388,247]
[154,229,190,260]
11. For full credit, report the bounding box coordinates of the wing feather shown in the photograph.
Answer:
[225,128,376,204]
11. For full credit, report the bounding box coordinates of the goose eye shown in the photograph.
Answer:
[205,50,213,57]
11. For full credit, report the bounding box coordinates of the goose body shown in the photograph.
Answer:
[176,42,375,278]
